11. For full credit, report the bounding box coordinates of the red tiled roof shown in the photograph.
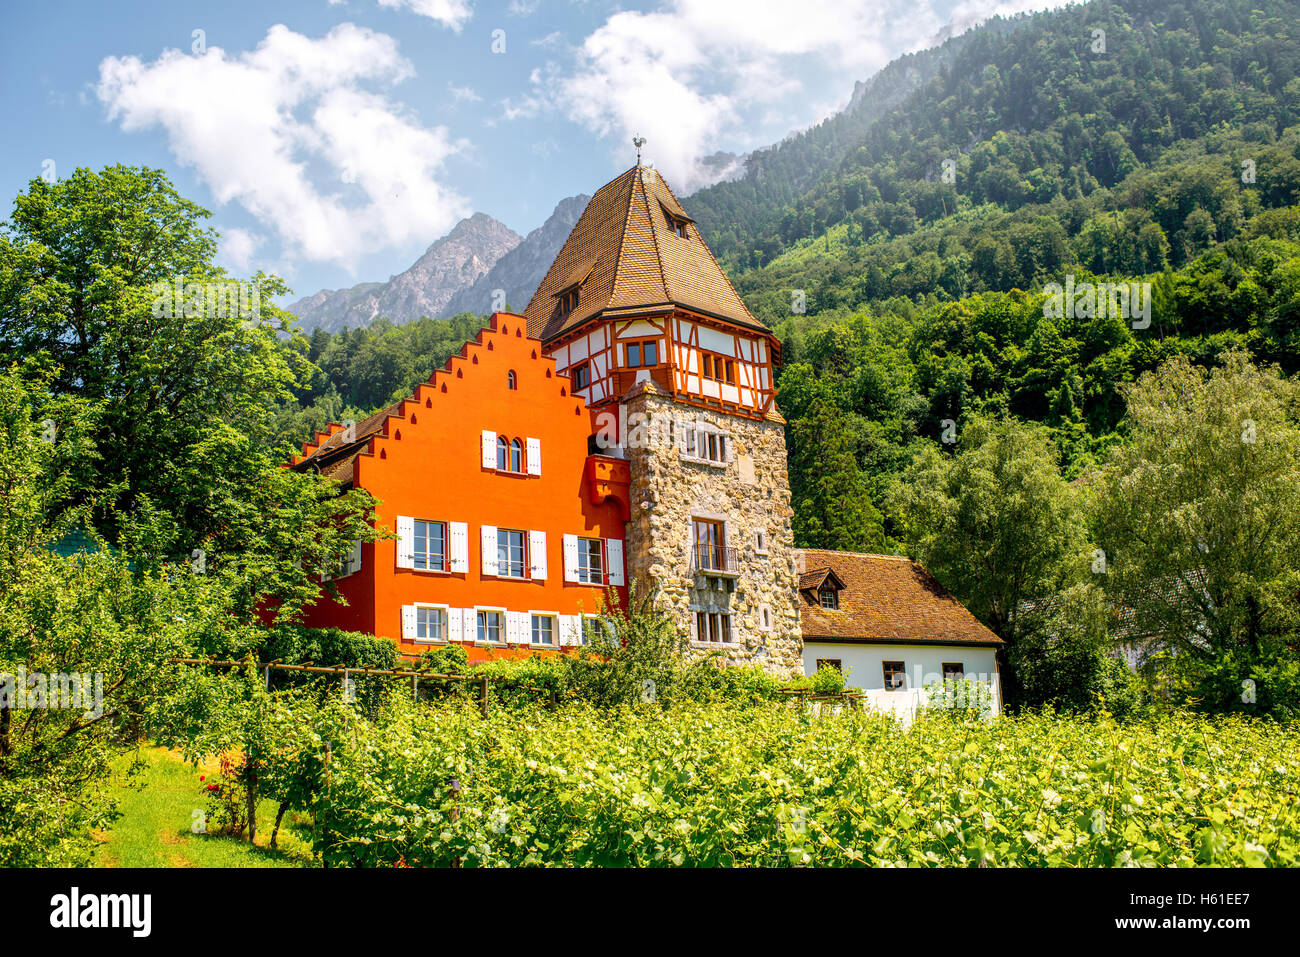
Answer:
[523,165,768,343]
[796,549,1002,646]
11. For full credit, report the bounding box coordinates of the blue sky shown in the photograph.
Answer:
[2,0,1061,303]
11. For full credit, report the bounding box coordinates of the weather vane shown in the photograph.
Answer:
[633,135,646,165]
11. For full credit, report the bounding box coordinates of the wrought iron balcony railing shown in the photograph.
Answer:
[690,544,740,575]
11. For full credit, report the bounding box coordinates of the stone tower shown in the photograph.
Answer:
[523,165,802,676]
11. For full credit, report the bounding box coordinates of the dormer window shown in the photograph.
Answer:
[661,202,693,239]
[558,287,579,314]
[802,567,845,610]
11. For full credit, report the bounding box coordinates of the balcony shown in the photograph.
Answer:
[690,544,741,578]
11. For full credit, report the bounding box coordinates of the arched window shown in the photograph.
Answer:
[510,438,523,473]
[496,435,508,470]
[507,370,518,390]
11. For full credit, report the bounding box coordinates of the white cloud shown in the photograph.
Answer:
[449,83,482,102]
[217,227,263,272]
[507,0,540,15]
[97,23,470,266]
[376,0,474,31]
[522,0,1062,192]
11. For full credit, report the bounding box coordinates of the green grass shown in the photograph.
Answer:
[92,747,314,868]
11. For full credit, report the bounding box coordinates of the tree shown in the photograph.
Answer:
[0,166,380,625]
[0,369,229,864]
[1092,352,1300,711]
[892,416,1092,703]
[789,397,888,552]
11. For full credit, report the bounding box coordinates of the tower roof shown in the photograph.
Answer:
[523,165,767,343]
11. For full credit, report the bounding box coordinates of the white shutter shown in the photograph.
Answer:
[481,430,496,469]
[448,608,464,643]
[396,516,415,569]
[690,611,699,642]
[563,534,580,583]
[509,611,529,644]
[449,522,469,572]
[526,437,541,476]
[559,614,581,646]
[401,605,417,641]
[481,525,499,576]
[346,538,362,576]
[606,538,625,586]
[529,530,547,579]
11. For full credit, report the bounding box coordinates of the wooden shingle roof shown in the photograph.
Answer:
[796,549,1003,646]
[523,165,768,343]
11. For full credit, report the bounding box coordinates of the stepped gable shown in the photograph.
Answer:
[523,165,767,344]
[290,314,576,488]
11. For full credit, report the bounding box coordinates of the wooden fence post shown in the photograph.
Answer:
[479,675,490,718]
[321,741,332,870]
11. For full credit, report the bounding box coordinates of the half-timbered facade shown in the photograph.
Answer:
[524,166,803,673]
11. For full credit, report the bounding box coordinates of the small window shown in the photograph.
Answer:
[497,528,527,578]
[942,662,965,681]
[558,288,579,314]
[755,529,768,554]
[416,606,447,642]
[700,352,736,384]
[577,537,604,585]
[571,362,590,391]
[625,339,660,368]
[819,588,839,609]
[531,614,555,646]
[668,214,688,239]
[883,661,906,691]
[477,610,504,644]
[694,611,732,643]
[496,435,508,470]
[816,658,843,674]
[413,520,446,571]
[510,438,523,473]
[760,604,772,631]
[507,370,518,390]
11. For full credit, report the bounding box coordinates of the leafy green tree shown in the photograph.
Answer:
[788,396,888,551]
[1092,352,1300,711]
[0,166,380,624]
[0,368,236,864]
[892,416,1092,702]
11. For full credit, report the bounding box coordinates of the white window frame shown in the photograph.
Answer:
[414,603,449,644]
[529,611,558,647]
[497,527,528,579]
[413,519,447,572]
[475,606,508,646]
[576,536,605,585]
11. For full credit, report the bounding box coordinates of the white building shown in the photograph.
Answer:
[796,549,1004,719]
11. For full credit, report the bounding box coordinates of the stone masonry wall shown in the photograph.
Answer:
[620,384,803,676]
